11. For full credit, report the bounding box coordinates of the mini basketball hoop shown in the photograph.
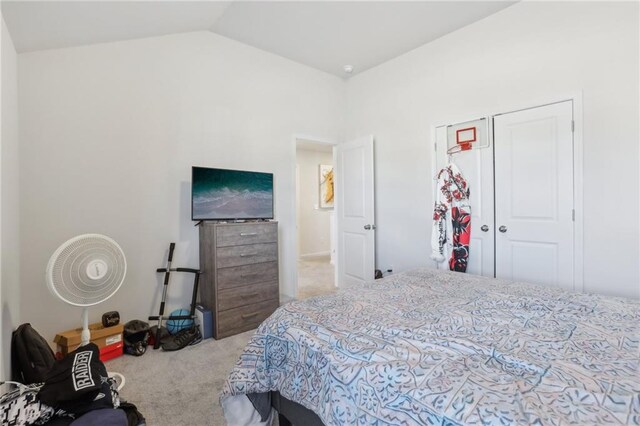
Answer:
[446,117,489,155]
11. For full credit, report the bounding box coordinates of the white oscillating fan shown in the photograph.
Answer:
[46,234,127,346]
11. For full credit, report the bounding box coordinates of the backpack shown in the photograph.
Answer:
[11,323,56,384]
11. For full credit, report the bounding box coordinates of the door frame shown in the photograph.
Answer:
[290,134,339,300]
[430,92,584,292]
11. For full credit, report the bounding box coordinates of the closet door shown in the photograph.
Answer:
[435,126,494,277]
[494,101,574,290]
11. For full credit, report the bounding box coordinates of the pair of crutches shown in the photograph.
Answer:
[148,243,201,350]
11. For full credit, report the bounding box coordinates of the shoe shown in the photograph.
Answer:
[148,325,170,348]
[189,328,203,346]
[161,326,201,351]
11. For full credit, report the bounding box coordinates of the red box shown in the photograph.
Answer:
[54,322,124,360]
[100,341,124,362]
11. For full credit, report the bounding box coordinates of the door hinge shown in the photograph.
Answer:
[572,209,575,221]
[571,120,575,132]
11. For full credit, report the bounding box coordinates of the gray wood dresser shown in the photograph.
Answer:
[198,221,279,339]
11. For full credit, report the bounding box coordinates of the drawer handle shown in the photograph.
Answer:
[242,312,260,320]
[240,232,258,236]
[240,253,257,257]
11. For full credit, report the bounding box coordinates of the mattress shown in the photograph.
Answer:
[221,269,640,425]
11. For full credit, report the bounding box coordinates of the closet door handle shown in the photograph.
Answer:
[481,225,489,232]
[499,226,507,233]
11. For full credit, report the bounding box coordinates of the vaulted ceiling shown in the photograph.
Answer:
[1,1,516,77]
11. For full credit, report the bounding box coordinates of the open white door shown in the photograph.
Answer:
[336,136,375,287]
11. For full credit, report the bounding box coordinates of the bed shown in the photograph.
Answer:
[221,268,640,425]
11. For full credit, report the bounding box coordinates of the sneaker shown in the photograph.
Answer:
[188,328,203,346]
[148,325,170,348]
[161,326,201,351]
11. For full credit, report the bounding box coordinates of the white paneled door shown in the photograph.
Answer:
[494,101,574,290]
[336,136,375,287]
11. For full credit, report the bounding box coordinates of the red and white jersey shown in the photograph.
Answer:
[431,163,471,271]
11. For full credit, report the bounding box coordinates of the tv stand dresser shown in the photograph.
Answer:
[199,221,279,339]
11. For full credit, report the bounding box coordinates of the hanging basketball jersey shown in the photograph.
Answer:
[430,163,471,272]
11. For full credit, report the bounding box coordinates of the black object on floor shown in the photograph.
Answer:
[120,401,146,426]
[38,343,114,417]
[11,323,56,384]
[149,243,175,349]
[123,320,150,356]
[148,242,202,349]
[161,326,202,351]
[148,325,169,348]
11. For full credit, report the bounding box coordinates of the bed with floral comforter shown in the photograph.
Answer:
[221,269,640,425]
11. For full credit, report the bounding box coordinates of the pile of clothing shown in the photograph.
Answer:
[1,343,144,426]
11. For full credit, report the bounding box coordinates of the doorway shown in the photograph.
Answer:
[295,138,337,299]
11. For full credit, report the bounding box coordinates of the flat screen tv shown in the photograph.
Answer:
[191,167,274,221]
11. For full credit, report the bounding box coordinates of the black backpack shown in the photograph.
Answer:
[11,323,55,384]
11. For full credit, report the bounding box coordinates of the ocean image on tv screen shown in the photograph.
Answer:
[192,167,273,220]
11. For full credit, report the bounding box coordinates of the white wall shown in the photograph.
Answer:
[296,147,333,257]
[18,31,345,342]
[346,2,639,298]
[1,13,20,379]
[12,2,640,349]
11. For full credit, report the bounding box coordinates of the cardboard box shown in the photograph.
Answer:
[54,322,124,359]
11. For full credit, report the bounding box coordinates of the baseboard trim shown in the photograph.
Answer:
[299,251,330,260]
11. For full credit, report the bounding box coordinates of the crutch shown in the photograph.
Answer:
[149,242,175,349]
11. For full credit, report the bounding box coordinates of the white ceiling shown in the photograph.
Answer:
[0,2,232,52]
[1,1,516,77]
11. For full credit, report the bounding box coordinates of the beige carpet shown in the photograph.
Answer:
[297,256,336,299]
[107,330,255,425]
[106,260,334,425]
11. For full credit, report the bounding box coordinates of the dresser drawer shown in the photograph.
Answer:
[216,223,277,247]
[216,243,277,268]
[218,281,278,311]
[217,262,278,290]
[217,299,279,338]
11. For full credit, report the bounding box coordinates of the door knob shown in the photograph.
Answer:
[481,225,489,232]
[499,225,507,233]
[364,224,376,230]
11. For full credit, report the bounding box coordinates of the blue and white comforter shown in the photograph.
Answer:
[221,269,640,425]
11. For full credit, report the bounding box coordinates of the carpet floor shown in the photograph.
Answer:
[107,330,255,425]
[297,256,336,299]
[106,264,333,426]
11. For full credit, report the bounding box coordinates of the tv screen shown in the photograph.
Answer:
[192,167,274,221]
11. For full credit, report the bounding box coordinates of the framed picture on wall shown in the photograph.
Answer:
[319,164,334,209]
